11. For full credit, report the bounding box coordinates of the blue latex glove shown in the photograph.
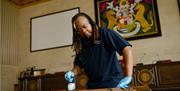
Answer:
[116,76,132,89]
[64,71,75,82]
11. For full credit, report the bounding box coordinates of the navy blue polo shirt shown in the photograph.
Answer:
[74,27,131,89]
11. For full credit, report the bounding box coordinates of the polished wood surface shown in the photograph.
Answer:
[52,86,151,91]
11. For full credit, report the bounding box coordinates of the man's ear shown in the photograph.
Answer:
[73,23,77,30]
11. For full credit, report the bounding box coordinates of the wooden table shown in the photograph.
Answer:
[52,86,151,91]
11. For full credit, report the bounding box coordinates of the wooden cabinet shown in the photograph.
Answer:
[132,61,180,91]
[18,61,180,91]
[18,72,68,91]
[18,71,89,91]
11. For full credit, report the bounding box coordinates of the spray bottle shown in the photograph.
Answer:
[67,74,76,91]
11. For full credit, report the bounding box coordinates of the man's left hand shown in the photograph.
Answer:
[116,76,132,89]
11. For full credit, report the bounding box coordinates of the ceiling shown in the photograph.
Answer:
[8,0,49,6]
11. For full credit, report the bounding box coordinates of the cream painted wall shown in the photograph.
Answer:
[0,0,2,90]
[1,65,19,91]
[130,0,180,64]
[1,0,20,91]
[19,0,180,73]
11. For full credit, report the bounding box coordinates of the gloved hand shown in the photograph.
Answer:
[64,71,75,82]
[116,76,132,89]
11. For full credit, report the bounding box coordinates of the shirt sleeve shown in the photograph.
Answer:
[104,28,132,55]
[73,54,84,68]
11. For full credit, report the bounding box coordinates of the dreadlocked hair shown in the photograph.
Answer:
[72,12,99,54]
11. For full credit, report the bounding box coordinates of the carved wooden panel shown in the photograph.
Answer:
[133,64,158,87]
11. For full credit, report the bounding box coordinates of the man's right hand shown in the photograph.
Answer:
[64,71,75,82]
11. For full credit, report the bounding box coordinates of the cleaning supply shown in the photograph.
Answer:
[68,77,75,91]
[65,71,76,91]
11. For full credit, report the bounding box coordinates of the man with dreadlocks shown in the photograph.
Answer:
[65,12,133,89]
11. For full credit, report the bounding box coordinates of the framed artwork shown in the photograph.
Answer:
[94,0,161,40]
[30,7,79,52]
